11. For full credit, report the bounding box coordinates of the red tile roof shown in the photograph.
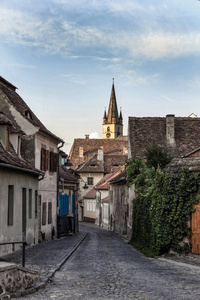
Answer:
[95,165,125,190]
[83,187,96,199]
[69,137,128,170]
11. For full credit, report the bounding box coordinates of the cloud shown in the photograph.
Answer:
[9,63,36,69]
[1,7,200,61]
[185,77,200,89]
[105,63,160,86]
[94,57,122,62]
[161,95,174,103]
[62,74,87,85]
[89,132,101,139]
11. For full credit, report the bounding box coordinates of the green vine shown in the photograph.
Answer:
[127,158,200,256]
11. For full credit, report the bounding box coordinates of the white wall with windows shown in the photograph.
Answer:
[84,198,96,221]
[0,167,39,256]
[35,132,59,241]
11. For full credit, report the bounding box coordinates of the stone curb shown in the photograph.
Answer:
[0,232,88,299]
[157,257,200,271]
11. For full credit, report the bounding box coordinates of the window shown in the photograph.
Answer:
[40,147,49,171]
[93,200,96,212]
[29,189,32,218]
[48,202,52,224]
[42,202,46,225]
[90,200,93,211]
[87,177,93,185]
[87,200,89,211]
[49,151,58,172]
[24,109,32,119]
[35,191,38,218]
[8,185,14,226]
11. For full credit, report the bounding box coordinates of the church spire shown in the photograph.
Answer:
[102,79,123,139]
[107,78,119,124]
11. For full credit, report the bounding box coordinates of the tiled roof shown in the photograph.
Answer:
[59,166,79,183]
[128,116,200,159]
[83,187,96,199]
[0,142,41,175]
[76,153,127,174]
[0,77,63,142]
[102,196,108,202]
[104,154,127,173]
[69,137,128,170]
[108,169,127,184]
[165,157,200,172]
[95,173,114,190]
[95,165,125,190]
[76,154,104,173]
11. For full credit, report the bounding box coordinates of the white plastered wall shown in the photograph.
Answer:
[0,168,38,256]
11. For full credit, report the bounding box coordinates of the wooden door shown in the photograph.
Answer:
[191,202,200,254]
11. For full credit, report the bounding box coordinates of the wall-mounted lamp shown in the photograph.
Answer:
[64,158,73,169]
[83,182,89,190]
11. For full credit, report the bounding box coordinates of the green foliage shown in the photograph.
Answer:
[127,158,200,256]
[126,157,146,187]
[145,142,173,170]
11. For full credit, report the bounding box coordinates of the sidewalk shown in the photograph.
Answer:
[158,253,200,269]
[0,225,88,299]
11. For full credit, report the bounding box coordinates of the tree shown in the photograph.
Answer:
[145,142,173,170]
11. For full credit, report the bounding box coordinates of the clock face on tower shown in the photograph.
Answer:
[106,132,111,138]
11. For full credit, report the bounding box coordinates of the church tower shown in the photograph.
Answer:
[102,79,123,139]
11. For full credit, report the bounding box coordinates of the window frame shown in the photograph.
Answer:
[87,177,93,186]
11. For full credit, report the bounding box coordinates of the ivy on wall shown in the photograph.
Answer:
[126,158,200,256]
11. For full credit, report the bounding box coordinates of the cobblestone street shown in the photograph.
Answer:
[17,224,200,300]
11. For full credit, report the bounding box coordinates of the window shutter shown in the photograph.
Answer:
[45,150,49,171]
[42,202,46,225]
[72,194,75,213]
[53,153,58,172]
[64,194,69,215]
[40,148,44,170]
[48,202,52,224]
[49,151,53,172]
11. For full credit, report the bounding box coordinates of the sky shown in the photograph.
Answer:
[1,0,200,153]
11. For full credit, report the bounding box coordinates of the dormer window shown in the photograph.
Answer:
[24,109,32,120]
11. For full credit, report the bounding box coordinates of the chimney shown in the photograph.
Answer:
[79,146,84,157]
[97,148,104,162]
[166,114,175,146]
[85,134,89,140]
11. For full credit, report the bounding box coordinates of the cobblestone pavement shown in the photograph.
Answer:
[16,223,200,300]
[2,228,88,278]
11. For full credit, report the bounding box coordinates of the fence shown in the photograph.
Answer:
[0,241,27,267]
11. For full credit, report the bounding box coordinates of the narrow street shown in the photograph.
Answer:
[19,224,200,300]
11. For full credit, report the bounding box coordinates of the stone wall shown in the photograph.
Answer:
[0,264,40,298]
